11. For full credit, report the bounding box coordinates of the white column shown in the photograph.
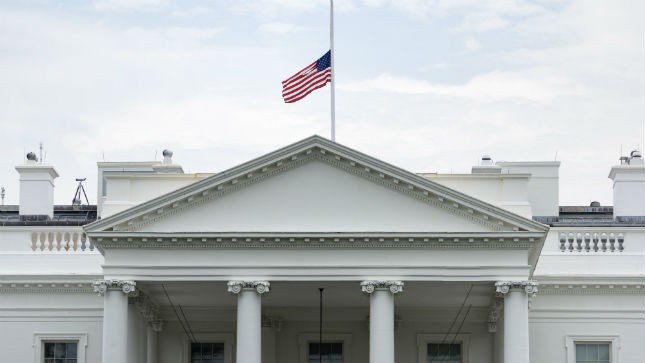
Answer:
[495,281,538,363]
[93,280,137,363]
[361,280,404,363]
[228,281,270,363]
[147,321,163,363]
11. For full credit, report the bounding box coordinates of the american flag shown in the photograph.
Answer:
[282,50,332,103]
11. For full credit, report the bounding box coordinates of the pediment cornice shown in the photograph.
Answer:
[85,136,548,234]
[89,231,543,253]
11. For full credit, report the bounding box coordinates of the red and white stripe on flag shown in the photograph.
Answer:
[282,51,332,103]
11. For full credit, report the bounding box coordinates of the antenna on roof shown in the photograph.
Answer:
[39,142,43,164]
[72,178,90,207]
[1,187,5,206]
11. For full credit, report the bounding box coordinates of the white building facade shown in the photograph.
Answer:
[0,136,643,363]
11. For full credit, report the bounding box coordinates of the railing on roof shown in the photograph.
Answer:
[559,232,624,253]
[30,230,95,252]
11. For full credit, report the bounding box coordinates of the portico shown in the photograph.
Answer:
[85,136,547,363]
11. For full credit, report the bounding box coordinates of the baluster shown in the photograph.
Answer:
[601,233,608,252]
[559,233,566,252]
[609,233,616,252]
[617,233,624,252]
[64,232,71,251]
[87,235,94,251]
[576,233,582,252]
[80,233,87,251]
[568,233,574,252]
[584,233,591,252]
[593,233,599,252]
[39,232,46,251]
[47,232,54,251]
[72,232,79,251]
[55,232,62,251]
[31,232,38,251]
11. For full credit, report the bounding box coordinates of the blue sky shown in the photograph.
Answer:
[0,0,643,206]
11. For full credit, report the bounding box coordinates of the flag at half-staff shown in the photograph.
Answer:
[282,50,332,103]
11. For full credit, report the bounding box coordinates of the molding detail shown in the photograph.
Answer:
[91,280,137,296]
[0,283,93,294]
[90,232,539,252]
[360,280,404,294]
[131,291,160,323]
[227,281,270,295]
[487,297,503,333]
[150,320,164,332]
[539,284,644,295]
[261,314,282,331]
[495,280,538,297]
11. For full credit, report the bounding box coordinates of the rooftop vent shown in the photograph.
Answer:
[472,154,501,174]
[630,150,643,165]
[162,149,173,164]
[590,201,601,207]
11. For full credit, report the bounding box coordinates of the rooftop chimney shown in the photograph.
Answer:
[609,149,645,220]
[15,152,59,219]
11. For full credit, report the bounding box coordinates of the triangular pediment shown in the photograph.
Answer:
[85,136,548,235]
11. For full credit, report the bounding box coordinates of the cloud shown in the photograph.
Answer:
[340,69,583,103]
[93,0,169,12]
[258,22,310,36]
[464,37,481,51]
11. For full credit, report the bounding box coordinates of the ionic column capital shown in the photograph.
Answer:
[92,279,137,296]
[227,280,270,295]
[360,280,404,295]
[495,280,538,297]
[150,320,164,332]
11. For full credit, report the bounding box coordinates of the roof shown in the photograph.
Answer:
[0,205,97,226]
[533,205,645,226]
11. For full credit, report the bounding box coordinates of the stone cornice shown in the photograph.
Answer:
[0,282,93,294]
[539,283,644,295]
[89,232,540,253]
[85,136,547,235]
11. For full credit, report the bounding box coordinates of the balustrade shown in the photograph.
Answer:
[30,230,94,252]
[559,231,624,252]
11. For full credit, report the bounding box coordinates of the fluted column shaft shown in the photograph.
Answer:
[495,281,537,363]
[228,281,270,363]
[93,280,137,363]
[361,280,403,363]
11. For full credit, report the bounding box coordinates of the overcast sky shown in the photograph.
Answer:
[0,0,643,207]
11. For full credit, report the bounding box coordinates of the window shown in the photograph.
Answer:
[565,335,619,363]
[308,342,343,363]
[33,333,87,363]
[576,343,610,363]
[427,343,462,363]
[43,342,77,363]
[191,343,224,363]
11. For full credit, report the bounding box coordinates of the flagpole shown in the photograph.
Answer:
[330,0,336,142]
